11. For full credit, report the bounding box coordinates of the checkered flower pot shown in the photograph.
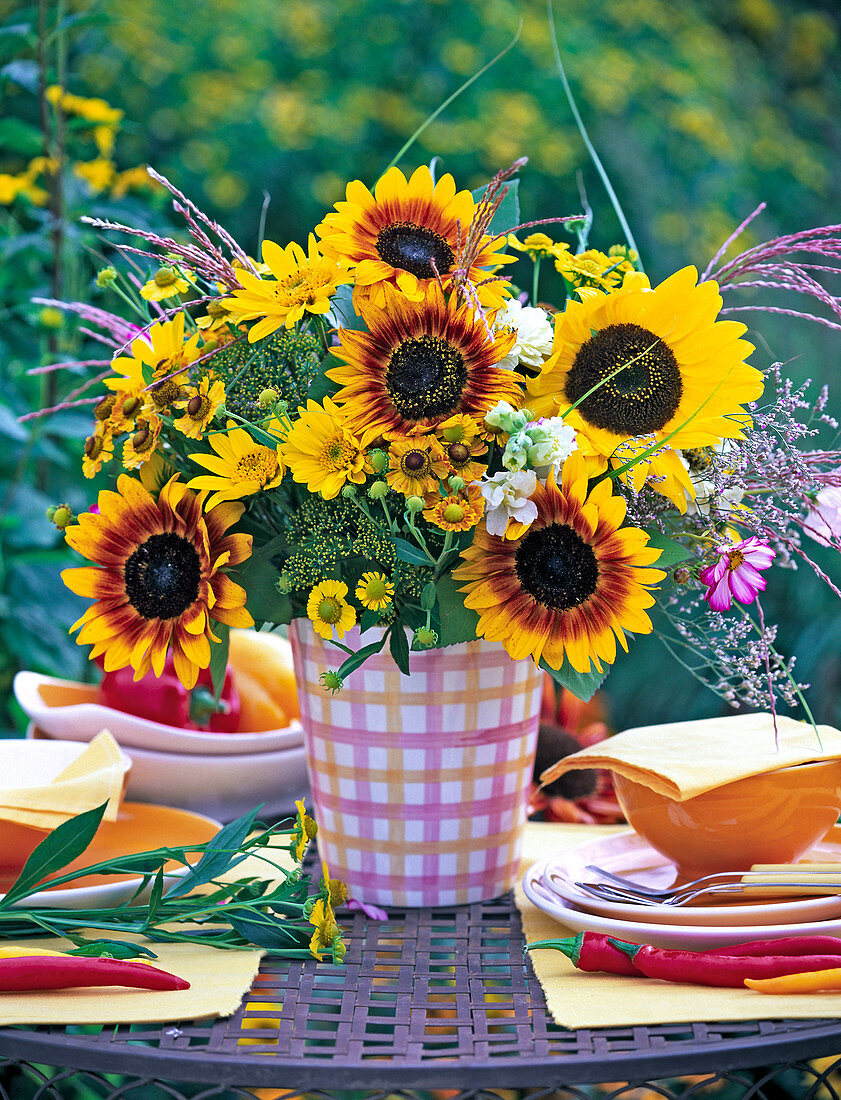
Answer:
[289,620,543,908]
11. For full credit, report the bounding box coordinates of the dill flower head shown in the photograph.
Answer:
[209,329,321,418]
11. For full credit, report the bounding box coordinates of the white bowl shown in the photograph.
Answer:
[29,725,309,824]
[14,670,303,756]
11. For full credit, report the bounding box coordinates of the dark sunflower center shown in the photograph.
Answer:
[403,450,427,472]
[375,221,455,280]
[124,532,202,621]
[565,322,682,436]
[515,523,599,612]
[386,335,467,421]
[448,442,470,465]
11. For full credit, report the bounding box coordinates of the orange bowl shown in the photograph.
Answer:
[612,760,841,879]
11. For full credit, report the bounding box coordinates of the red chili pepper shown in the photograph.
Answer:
[525,932,640,975]
[98,654,240,732]
[706,936,841,958]
[609,939,841,988]
[0,955,190,992]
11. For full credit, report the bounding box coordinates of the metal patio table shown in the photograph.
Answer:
[1,891,841,1099]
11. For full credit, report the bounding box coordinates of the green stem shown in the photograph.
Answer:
[532,256,541,305]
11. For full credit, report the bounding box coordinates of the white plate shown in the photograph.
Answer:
[538,828,841,927]
[522,864,841,950]
[14,670,303,756]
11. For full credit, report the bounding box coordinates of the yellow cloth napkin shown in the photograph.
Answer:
[516,822,841,1028]
[538,712,841,801]
[0,730,127,828]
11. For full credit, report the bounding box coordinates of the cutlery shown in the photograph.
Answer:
[571,875,841,907]
[585,862,841,898]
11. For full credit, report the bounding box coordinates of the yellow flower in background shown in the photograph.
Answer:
[423,484,484,532]
[281,397,367,499]
[73,158,117,194]
[316,164,513,309]
[507,232,561,261]
[121,415,162,470]
[223,235,351,343]
[453,451,665,674]
[306,580,356,640]
[528,266,763,508]
[82,424,114,479]
[47,86,123,125]
[187,421,284,510]
[355,571,395,611]
[141,266,191,302]
[172,377,225,439]
[385,435,449,497]
[62,474,253,688]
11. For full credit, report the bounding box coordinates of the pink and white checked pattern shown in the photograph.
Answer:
[289,621,543,907]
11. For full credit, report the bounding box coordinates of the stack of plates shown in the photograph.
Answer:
[14,671,309,824]
[522,827,841,950]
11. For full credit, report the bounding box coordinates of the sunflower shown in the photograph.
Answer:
[424,483,484,532]
[453,451,665,673]
[316,165,512,309]
[223,235,352,343]
[62,474,253,688]
[172,377,226,439]
[306,579,356,640]
[527,267,763,508]
[105,314,200,397]
[282,397,367,499]
[355,571,395,611]
[385,435,449,496]
[329,283,521,446]
[187,421,285,510]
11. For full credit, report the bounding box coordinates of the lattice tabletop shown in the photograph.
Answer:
[1,891,841,1092]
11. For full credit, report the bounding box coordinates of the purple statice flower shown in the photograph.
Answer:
[802,485,841,548]
[699,537,776,612]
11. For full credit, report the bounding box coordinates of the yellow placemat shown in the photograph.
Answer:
[0,730,127,828]
[538,713,841,801]
[516,822,841,1028]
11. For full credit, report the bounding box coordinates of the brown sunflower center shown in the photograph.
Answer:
[150,379,187,412]
[447,442,470,466]
[187,394,208,419]
[375,221,455,280]
[124,532,202,621]
[564,322,682,436]
[386,335,467,421]
[401,449,428,473]
[515,523,599,612]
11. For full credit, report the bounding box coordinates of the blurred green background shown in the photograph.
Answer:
[2,0,841,733]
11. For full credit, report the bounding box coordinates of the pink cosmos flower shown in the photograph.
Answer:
[699,536,775,612]
[802,486,841,548]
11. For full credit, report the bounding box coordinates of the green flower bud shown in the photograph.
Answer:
[258,388,279,408]
[414,626,438,648]
[368,480,388,500]
[96,267,118,288]
[406,495,425,514]
[51,505,73,530]
[448,475,466,492]
[369,448,389,473]
[276,572,293,595]
[341,484,358,498]
[320,670,344,694]
[45,505,57,523]
[672,566,691,585]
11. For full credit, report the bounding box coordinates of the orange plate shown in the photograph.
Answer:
[0,802,221,894]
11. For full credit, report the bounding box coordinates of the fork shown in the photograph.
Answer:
[572,876,841,907]
[584,863,749,898]
[585,862,841,899]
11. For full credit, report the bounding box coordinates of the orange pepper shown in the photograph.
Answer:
[745,968,841,994]
[228,629,300,731]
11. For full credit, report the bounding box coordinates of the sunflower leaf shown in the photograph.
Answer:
[644,530,693,569]
[209,623,230,701]
[336,635,387,680]
[435,572,480,647]
[539,657,609,703]
[389,622,411,674]
[471,178,520,236]
[238,554,293,623]
[393,537,433,567]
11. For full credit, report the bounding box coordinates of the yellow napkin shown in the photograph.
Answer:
[539,712,841,801]
[516,822,841,1028]
[0,731,128,828]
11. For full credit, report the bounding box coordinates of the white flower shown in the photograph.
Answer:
[803,485,841,547]
[523,417,577,480]
[493,299,554,370]
[680,444,744,519]
[485,400,532,434]
[480,469,539,537]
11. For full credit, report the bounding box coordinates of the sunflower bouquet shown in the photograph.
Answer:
[35,157,841,717]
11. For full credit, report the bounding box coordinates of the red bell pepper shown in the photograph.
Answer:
[97,653,240,731]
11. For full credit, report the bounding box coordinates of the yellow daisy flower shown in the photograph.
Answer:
[507,232,561,261]
[355,571,395,611]
[82,424,114,479]
[554,246,628,292]
[108,390,148,434]
[423,484,484,532]
[172,377,226,439]
[105,314,201,404]
[290,798,317,862]
[308,874,345,962]
[306,580,356,640]
[436,413,484,446]
[122,415,162,470]
[385,435,449,497]
[282,397,367,500]
[140,266,191,302]
[527,267,763,509]
[187,421,285,511]
[223,235,352,344]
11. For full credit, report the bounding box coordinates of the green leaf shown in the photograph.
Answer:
[305,350,342,405]
[0,802,109,909]
[227,908,309,950]
[146,867,165,923]
[326,283,365,331]
[0,117,44,156]
[539,656,608,702]
[67,940,158,960]
[359,608,381,633]
[389,623,411,675]
[644,530,693,570]
[471,177,520,237]
[238,554,292,623]
[163,807,260,899]
[209,623,230,701]
[420,581,437,611]
[336,635,387,680]
[393,537,432,567]
[435,573,479,647]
